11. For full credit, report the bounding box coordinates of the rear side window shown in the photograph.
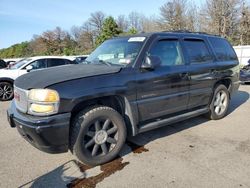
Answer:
[47,59,66,67]
[184,39,213,64]
[209,37,237,61]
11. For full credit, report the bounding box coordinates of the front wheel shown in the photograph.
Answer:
[207,85,230,120]
[0,82,14,101]
[70,106,127,166]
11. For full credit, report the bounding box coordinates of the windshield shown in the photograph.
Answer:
[10,58,32,69]
[86,37,146,67]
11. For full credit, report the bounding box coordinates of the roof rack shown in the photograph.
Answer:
[162,30,220,36]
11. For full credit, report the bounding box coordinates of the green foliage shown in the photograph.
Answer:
[128,27,138,35]
[119,27,138,36]
[95,16,122,46]
[0,42,31,58]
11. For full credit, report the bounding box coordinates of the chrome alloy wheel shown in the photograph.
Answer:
[0,84,13,100]
[83,119,118,157]
[213,90,228,116]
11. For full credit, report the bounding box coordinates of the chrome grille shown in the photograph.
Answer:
[14,86,28,113]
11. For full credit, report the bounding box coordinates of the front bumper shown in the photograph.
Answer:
[7,101,71,154]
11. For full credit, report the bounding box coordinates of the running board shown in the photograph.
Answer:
[138,108,209,133]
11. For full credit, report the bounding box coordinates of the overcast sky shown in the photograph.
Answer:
[0,0,204,49]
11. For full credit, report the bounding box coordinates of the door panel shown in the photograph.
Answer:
[136,38,189,121]
[136,65,189,121]
[183,38,216,109]
[187,63,216,109]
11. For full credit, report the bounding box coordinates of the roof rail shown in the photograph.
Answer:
[162,30,220,37]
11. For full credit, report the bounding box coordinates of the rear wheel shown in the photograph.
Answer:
[207,84,230,120]
[70,106,127,166]
[0,82,13,101]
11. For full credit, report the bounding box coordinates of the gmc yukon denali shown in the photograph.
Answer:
[7,32,240,166]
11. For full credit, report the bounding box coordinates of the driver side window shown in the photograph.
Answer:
[149,39,184,66]
[28,59,47,70]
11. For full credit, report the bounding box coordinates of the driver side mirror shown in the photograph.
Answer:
[141,55,161,70]
[26,65,33,72]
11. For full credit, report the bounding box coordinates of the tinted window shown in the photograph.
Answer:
[209,37,237,61]
[0,60,6,68]
[47,59,66,67]
[64,60,74,64]
[28,59,46,70]
[184,39,212,64]
[149,40,183,66]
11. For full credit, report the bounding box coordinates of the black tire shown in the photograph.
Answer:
[206,84,230,120]
[0,82,14,101]
[70,106,127,166]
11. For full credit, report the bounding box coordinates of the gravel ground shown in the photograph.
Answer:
[0,85,250,188]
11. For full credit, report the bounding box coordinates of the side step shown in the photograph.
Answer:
[138,108,209,133]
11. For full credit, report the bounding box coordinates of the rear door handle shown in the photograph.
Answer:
[210,69,217,74]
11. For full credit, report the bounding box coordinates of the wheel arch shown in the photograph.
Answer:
[0,77,14,85]
[70,95,138,136]
[213,78,232,98]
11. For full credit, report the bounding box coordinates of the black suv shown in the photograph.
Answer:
[7,32,240,166]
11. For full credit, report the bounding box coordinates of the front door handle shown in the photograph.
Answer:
[179,72,189,79]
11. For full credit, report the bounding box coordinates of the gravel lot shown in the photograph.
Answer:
[0,85,250,188]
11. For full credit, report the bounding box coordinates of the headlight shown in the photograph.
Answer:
[28,89,60,116]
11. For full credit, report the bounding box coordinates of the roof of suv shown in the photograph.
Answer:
[115,31,222,40]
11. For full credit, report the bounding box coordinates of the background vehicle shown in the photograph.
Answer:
[8,32,240,166]
[74,55,89,64]
[0,56,76,101]
[240,59,250,83]
[0,59,7,69]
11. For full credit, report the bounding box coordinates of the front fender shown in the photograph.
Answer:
[0,77,14,84]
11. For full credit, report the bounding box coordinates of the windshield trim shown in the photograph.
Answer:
[130,36,150,68]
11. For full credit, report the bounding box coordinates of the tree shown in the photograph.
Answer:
[128,11,143,31]
[88,11,106,36]
[116,15,129,31]
[141,15,160,32]
[95,16,122,46]
[239,2,250,45]
[200,0,241,41]
[159,0,188,31]
[127,27,138,34]
[186,3,198,31]
[0,42,31,58]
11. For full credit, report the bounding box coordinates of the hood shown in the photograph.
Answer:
[0,69,16,78]
[15,64,122,90]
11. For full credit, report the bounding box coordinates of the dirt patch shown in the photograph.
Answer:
[236,140,250,154]
[68,157,129,188]
[126,141,149,153]
[75,161,92,172]
[68,141,148,188]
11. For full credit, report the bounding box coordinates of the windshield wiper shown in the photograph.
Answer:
[97,60,112,67]
[82,60,91,64]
